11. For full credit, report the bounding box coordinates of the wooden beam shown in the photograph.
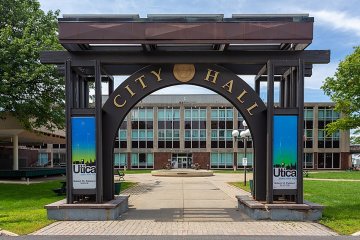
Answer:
[40,50,330,65]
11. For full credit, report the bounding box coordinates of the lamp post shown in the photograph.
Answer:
[232,120,251,186]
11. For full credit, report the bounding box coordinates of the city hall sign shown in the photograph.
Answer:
[101,63,268,200]
[112,64,263,117]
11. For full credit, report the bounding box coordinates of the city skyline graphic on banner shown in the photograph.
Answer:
[273,116,297,169]
[71,117,96,165]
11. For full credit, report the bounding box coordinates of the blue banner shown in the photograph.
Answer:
[273,115,298,190]
[71,117,96,189]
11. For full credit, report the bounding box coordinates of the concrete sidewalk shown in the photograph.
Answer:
[32,174,338,236]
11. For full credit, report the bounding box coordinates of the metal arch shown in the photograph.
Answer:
[101,64,267,201]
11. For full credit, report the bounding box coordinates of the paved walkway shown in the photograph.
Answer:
[32,173,337,236]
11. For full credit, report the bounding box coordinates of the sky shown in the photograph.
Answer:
[38,0,360,102]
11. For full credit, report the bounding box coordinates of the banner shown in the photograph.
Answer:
[71,117,96,189]
[273,115,298,190]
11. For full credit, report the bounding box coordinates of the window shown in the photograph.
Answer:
[303,153,313,169]
[185,107,206,148]
[53,152,66,166]
[37,153,48,166]
[317,152,340,169]
[211,152,233,169]
[114,153,127,168]
[237,112,253,148]
[211,107,234,148]
[158,107,180,148]
[304,107,313,148]
[304,108,313,120]
[131,107,154,149]
[237,152,253,167]
[131,153,154,168]
[118,119,127,149]
[318,107,340,149]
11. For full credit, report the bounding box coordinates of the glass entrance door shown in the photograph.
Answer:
[177,157,188,169]
[172,153,193,169]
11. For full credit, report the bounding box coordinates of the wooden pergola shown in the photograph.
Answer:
[41,14,330,204]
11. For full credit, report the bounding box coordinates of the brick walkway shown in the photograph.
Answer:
[32,173,338,236]
[33,220,336,236]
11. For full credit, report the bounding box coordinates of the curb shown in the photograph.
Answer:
[0,230,19,236]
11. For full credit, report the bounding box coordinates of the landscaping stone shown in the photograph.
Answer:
[236,195,324,221]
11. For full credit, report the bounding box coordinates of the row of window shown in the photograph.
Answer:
[37,107,341,152]
[304,152,341,169]
[304,107,340,120]
[36,152,341,170]
[114,153,154,168]
[31,106,342,151]
[36,152,66,167]
[128,107,339,122]
[113,152,256,169]
[210,152,254,168]
[113,152,341,169]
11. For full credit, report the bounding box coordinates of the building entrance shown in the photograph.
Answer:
[172,153,192,169]
[178,157,188,169]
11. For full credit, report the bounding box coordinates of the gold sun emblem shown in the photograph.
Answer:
[173,64,195,82]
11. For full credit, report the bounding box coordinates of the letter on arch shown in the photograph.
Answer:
[222,80,233,93]
[150,68,162,81]
[114,94,126,108]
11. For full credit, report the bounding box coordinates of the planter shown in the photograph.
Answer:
[249,180,254,196]
[114,182,122,195]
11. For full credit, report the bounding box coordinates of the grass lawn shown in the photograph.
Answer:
[306,171,360,180]
[119,181,137,190]
[230,180,360,235]
[304,181,360,235]
[229,181,251,192]
[0,180,136,235]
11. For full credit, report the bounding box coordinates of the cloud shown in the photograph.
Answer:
[305,62,338,89]
[152,85,214,94]
[37,0,354,93]
[311,10,360,36]
[39,0,114,14]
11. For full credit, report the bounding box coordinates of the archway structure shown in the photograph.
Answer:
[41,14,330,206]
[102,64,267,201]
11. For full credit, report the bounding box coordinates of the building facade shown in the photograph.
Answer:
[35,94,351,170]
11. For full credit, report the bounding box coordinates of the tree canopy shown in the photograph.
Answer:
[0,0,64,131]
[322,46,360,143]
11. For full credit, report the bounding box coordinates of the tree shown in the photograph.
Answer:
[322,46,360,143]
[0,0,64,131]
